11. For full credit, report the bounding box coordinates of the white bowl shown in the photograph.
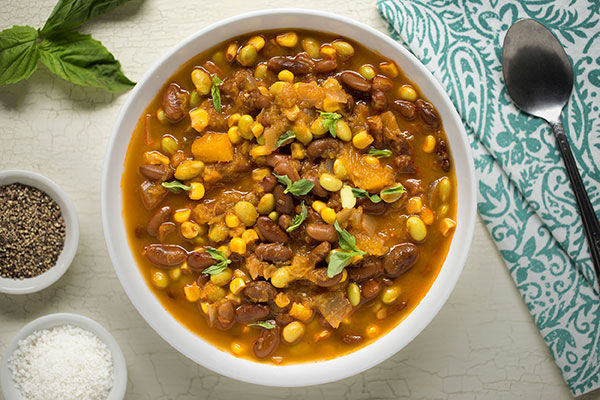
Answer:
[102,9,477,387]
[0,170,79,294]
[0,313,128,400]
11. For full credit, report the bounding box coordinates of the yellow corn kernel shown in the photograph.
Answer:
[227,293,243,305]
[242,228,259,245]
[381,286,401,304]
[168,267,181,281]
[271,267,291,288]
[440,218,457,237]
[144,151,170,165]
[376,307,387,320]
[406,197,423,214]
[319,173,343,192]
[379,61,399,78]
[293,123,313,145]
[181,221,200,239]
[174,209,191,223]
[269,81,287,95]
[352,130,373,149]
[358,64,376,81]
[251,122,264,138]
[282,105,300,121]
[290,143,305,160]
[399,85,418,102]
[312,200,327,214]
[251,168,270,182]
[347,282,361,306]
[190,68,211,95]
[254,63,269,80]
[218,245,231,257]
[340,269,348,283]
[247,35,265,51]
[225,214,240,228]
[200,302,209,314]
[238,114,254,139]
[250,145,271,158]
[225,42,238,62]
[438,177,452,202]
[278,69,294,82]
[366,325,379,338]
[336,120,352,142]
[282,321,305,344]
[289,302,313,322]
[407,216,427,242]
[228,113,241,127]
[420,206,435,225]
[180,261,191,274]
[333,159,348,180]
[423,135,436,153]
[229,277,247,295]
[188,182,205,200]
[151,270,169,289]
[227,126,242,144]
[364,155,379,166]
[229,237,246,255]
[332,41,354,58]
[313,329,331,342]
[322,97,340,112]
[275,32,298,47]
[211,267,233,287]
[183,282,201,302]
[274,292,290,308]
[189,108,209,132]
[257,85,269,96]
[320,44,337,59]
[237,44,258,67]
[320,207,337,225]
[231,342,245,355]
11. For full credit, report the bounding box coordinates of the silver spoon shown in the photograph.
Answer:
[502,19,600,283]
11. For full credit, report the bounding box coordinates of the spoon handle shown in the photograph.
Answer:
[550,119,600,281]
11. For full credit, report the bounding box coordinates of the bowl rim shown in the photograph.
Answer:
[101,8,477,387]
[0,170,79,294]
[0,313,128,400]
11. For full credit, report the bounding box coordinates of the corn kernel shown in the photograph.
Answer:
[269,81,287,95]
[180,261,191,274]
[289,302,313,322]
[340,269,348,283]
[251,168,270,182]
[238,114,254,139]
[352,130,374,149]
[275,32,298,47]
[230,237,246,255]
[183,282,201,302]
[231,342,245,355]
[225,214,240,228]
[275,292,290,308]
[247,35,265,51]
[242,229,259,244]
[440,218,457,237]
[282,321,305,344]
[379,61,399,78]
[406,197,423,214]
[312,200,327,213]
[420,206,435,225]
[313,329,331,342]
[290,143,305,160]
[225,42,238,62]
[174,209,191,223]
[407,216,427,242]
[320,44,337,59]
[228,113,241,127]
[366,325,379,337]
[271,267,291,288]
[364,155,379,166]
[227,126,242,144]
[250,145,271,158]
[278,69,294,82]
[188,182,205,200]
[320,207,337,225]
[381,286,401,304]
[257,85,269,96]
[189,108,209,132]
[399,85,418,102]
[181,221,201,239]
[251,122,264,137]
[322,98,340,112]
[151,270,169,289]
[144,151,170,165]
[168,267,181,281]
[229,277,247,295]
[200,302,209,314]
[423,135,436,153]
[228,293,242,305]
[282,105,300,121]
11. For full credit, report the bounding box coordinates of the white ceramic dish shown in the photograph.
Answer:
[0,313,127,400]
[102,9,477,387]
[0,170,79,294]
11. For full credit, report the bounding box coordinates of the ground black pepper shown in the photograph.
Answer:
[0,183,66,279]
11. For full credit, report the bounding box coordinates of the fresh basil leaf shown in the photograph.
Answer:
[380,184,406,196]
[211,75,222,113]
[161,180,191,193]
[38,31,135,92]
[273,173,315,196]
[317,110,341,137]
[247,321,276,329]
[327,250,364,278]
[0,26,40,85]
[368,148,392,158]
[273,173,292,188]
[276,130,296,148]
[287,201,307,232]
[202,247,232,275]
[41,0,134,36]
[351,187,382,204]
[334,219,358,252]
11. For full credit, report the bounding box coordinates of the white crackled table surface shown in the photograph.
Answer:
[1,1,598,399]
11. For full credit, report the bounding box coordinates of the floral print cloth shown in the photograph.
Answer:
[377,0,600,395]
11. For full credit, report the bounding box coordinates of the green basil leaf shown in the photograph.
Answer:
[0,26,40,85]
[161,180,191,193]
[318,110,341,137]
[380,184,406,196]
[41,0,134,36]
[211,75,222,113]
[202,247,232,274]
[39,31,135,92]
[276,130,296,148]
[287,201,307,232]
[351,187,382,204]
[273,173,292,188]
[368,148,392,158]
[334,219,358,252]
[247,321,276,329]
[327,250,364,278]
[273,173,315,196]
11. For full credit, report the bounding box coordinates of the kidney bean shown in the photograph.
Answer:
[383,243,419,277]
[392,100,417,120]
[273,185,294,214]
[403,179,423,195]
[314,58,337,73]
[307,138,340,159]
[143,244,187,267]
[196,273,209,287]
[254,243,293,262]
[260,174,277,193]
[235,304,270,324]
[309,241,331,263]
[372,74,393,91]
[256,216,290,244]
[416,99,440,129]
[348,256,383,282]
[342,334,364,344]
[157,222,176,242]
[161,82,189,122]
[244,281,277,303]
[361,278,381,300]
[253,325,281,359]
[300,175,327,198]
[357,198,387,216]
[339,71,371,92]
[215,300,235,331]
[147,206,171,237]
[273,161,301,182]
[306,223,337,242]
[203,60,225,79]
[139,164,171,181]
[371,89,389,113]
[187,251,216,271]
[309,268,343,287]
[267,54,314,75]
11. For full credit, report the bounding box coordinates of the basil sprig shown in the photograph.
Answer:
[161,180,191,193]
[368,148,392,158]
[327,220,367,278]
[247,320,276,329]
[276,130,296,147]
[211,75,223,112]
[317,111,342,137]
[286,201,307,232]
[0,0,135,92]
[201,248,232,275]
[273,173,314,196]
[380,184,406,197]
[351,188,382,204]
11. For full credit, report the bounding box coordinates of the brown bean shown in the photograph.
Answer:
[254,243,293,262]
[361,278,381,300]
[436,139,451,173]
[301,175,328,197]
[342,334,364,344]
[348,256,383,282]
[339,71,371,92]
[357,198,387,216]
[161,83,189,122]
[139,180,168,210]
[392,100,417,120]
[260,174,277,193]
[249,89,271,110]
[371,89,389,113]
[139,164,171,181]
[147,206,171,237]
[416,99,440,129]
[256,216,290,244]
[314,58,337,73]
[157,222,176,242]
[383,243,419,277]
[273,161,301,182]
[393,155,418,175]
[267,54,314,75]
[307,138,340,159]
[243,281,277,303]
[403,179,423,195]
[235,304,270,324]
[253,325,281,359]
[187,251,216,271]
[196,273,209,286]
[203,61,224,79]
[309,241,331,263]
[273,185,294,214]
[366,115,384,148]
[143,244,187,267]
[306,223,337,242]
[309,268,343,287]
[215,300,235,331]
[372,75,393,91]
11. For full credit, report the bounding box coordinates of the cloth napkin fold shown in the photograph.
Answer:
[377,0,600,396]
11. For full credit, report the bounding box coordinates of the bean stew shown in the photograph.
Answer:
[122,30,457,364]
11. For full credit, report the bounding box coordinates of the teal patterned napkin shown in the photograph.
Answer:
[377,0,600,396]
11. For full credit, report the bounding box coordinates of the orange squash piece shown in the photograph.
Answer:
[191,133,233,163]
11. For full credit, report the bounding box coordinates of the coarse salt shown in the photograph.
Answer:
[8,324,114,400]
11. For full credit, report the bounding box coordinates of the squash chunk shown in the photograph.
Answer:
[192,133,233,162]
